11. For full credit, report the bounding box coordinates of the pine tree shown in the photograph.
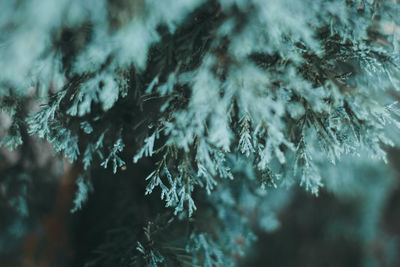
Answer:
[1,0,400,266]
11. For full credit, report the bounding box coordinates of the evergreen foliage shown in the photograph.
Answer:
[1,0,400,266]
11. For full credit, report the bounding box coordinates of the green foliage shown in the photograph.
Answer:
[71,175,93,213]
[1,0,400,266]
